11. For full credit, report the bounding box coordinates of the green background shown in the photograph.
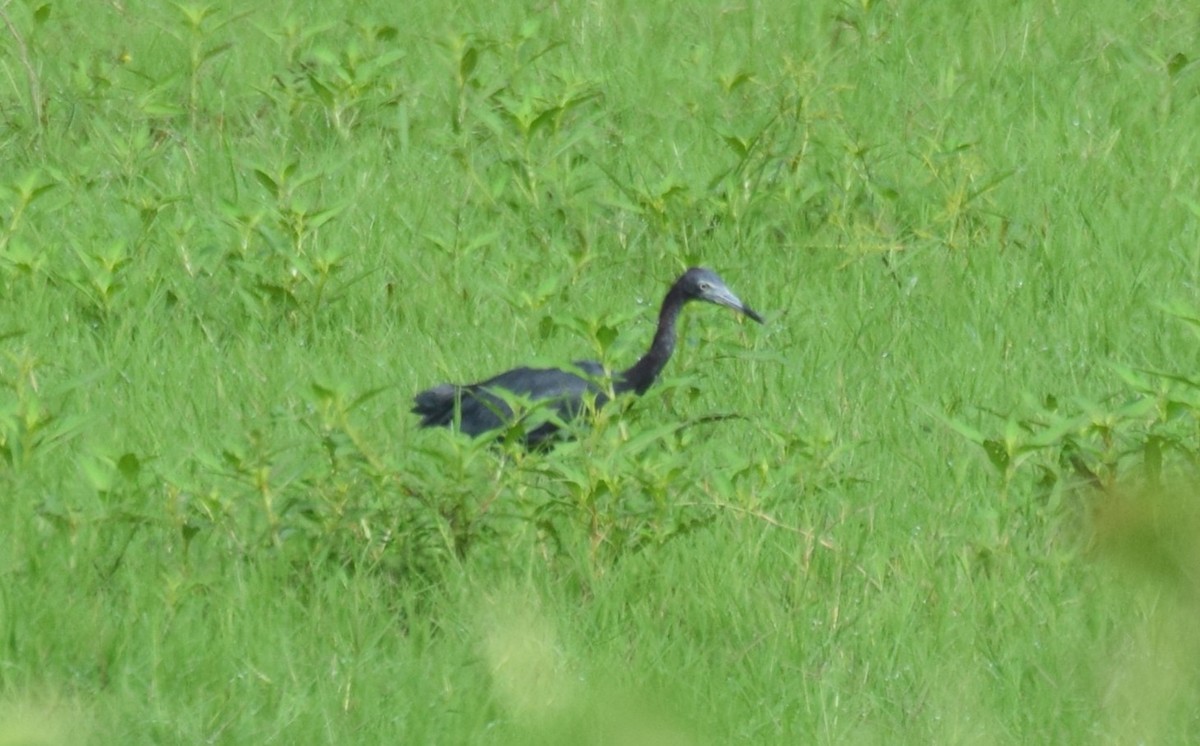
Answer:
[1,0,1199,742]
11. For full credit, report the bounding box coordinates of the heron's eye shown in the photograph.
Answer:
[699,282,712,291]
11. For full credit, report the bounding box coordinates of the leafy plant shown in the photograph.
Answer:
[166,2,248,123]
[946,307,1200,498]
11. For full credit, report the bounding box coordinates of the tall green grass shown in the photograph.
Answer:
[2,0,1199,742]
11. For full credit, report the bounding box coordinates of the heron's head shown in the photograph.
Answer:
[681,267,764,323]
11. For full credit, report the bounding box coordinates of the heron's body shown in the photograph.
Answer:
[412,268,762,445]
[412,361,609,443]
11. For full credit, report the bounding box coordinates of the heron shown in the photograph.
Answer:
[412,267,763,445]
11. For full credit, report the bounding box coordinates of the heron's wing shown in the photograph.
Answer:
[477,365,610,433]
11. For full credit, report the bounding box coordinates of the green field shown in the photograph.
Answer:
[3,0,1200,742]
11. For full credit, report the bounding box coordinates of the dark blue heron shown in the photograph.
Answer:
[412,267,763,445]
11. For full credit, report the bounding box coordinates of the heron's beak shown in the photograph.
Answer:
[710,286,765,324]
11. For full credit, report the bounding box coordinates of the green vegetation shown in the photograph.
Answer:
[2,0,1199,741]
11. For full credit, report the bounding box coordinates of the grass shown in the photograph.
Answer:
[2,0,1200,742]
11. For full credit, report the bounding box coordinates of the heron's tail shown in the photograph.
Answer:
[412,384,459,427]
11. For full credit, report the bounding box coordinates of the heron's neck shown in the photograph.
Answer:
[618,284,687,395]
